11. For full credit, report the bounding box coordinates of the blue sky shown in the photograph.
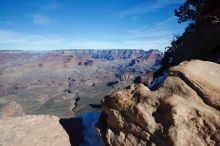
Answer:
[0,0,187,51]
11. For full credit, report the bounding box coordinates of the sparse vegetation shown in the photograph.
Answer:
[163,0,220,67]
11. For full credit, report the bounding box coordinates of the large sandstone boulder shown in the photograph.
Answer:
[0,115,70,146]
[96,60,220,146]
[169,60,220,110]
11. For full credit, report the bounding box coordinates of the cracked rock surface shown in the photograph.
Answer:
[96,60,220,146]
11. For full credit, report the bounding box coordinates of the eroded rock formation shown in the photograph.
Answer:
[96,60,220,146]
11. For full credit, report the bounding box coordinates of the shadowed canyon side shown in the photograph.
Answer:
[96,60,220,146]
[0,49,163,118]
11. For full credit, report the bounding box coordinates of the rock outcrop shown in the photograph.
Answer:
[0,115,70,146]
[0,101,25,118]
[96,60,220,146]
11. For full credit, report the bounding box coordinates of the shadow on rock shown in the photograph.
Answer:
[59,112,101,146]
[59,117,84,146]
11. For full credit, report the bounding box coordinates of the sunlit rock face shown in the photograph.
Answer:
[96,60,220,146]
[0,112,101,146]
[0,115,71,146]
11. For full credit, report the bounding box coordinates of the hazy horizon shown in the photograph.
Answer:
[0,49,165,53]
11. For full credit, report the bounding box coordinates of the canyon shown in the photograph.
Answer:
[0,47,219,146]
[0,49,163,118]
[1,1,219,145]
[1,59,220,146]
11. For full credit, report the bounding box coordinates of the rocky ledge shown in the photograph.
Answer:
[96,60,220,146]
[0,115,70,146]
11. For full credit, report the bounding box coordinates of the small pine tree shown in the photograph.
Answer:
[174,0,220,27]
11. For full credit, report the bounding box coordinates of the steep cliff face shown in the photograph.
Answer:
[96,60,220,146]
